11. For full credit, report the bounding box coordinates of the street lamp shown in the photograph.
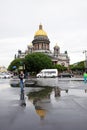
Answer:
[19,61,25,72]
[83,50,87,71]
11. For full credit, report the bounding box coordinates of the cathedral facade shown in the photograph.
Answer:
[17,24,70,67]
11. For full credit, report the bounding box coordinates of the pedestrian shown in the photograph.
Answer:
[83,71,87,83]
[19,71,24,92]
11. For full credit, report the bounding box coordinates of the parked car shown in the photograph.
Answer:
[0,73,4,79]
[0,73,12,79]
[58,73,74,78]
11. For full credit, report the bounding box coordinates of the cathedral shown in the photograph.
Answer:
[17,24,70,67]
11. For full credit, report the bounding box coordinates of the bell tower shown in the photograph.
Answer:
[54,43,60,57]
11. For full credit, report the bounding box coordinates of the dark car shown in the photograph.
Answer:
[58,73,74,78]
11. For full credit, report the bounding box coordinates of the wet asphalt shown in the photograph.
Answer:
[0,78,87,130]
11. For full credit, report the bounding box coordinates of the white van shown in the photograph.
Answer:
[36,69,58,78]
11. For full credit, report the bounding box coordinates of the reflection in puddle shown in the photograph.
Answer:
[27,86,73,119]
[27,86,53,120]
[27,86,87,120]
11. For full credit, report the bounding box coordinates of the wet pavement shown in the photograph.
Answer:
[0,78,87,130]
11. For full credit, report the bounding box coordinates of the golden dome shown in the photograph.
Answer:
[36,109,46,119]
[34,24,47,36]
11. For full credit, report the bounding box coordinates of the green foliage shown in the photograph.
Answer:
[53,64,67,72]
[70,61,85,71]
[24,52,53,73]
[8,58,25,71]
[28,86,52,99]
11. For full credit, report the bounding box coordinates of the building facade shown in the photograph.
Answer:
[16,24,70,67]
[0,66,7,72]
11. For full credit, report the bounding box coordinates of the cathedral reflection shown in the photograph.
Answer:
[27,86,68,120]
[28,86,52,120]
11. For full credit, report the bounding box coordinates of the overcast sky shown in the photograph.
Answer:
[0,0,87,67]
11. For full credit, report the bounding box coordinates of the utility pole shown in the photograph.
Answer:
[83,50,87,71]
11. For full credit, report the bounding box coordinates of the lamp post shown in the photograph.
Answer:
[12,66,17,76]
[83,50,87,71]
[19,61,25,72]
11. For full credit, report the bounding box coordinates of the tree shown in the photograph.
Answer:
[70,61,84,71]
[53,64,67,72]
[24,52,53,73]
[8,58,25,72]
[69,61,85,75]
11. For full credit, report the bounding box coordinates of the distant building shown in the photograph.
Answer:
[16,24,70,67]
[0,66,7,72]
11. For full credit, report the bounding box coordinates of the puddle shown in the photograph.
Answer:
[1,80,87,130]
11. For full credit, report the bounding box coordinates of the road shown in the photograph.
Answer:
[0,78,87,130]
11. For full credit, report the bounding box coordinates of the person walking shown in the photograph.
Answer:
[19,71,24,92]
[83,71,87,83]
[19,71,26,106]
